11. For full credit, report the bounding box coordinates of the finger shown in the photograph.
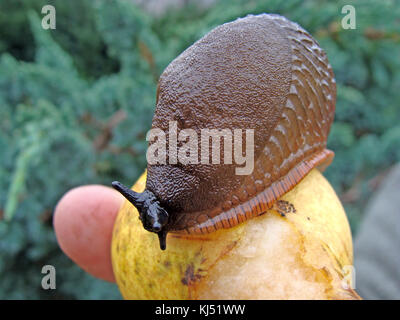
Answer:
[54,185,123,282]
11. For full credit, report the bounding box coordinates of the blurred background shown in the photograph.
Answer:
[0,0,399,299]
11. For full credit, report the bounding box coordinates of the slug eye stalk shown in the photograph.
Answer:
[112,181,169,250]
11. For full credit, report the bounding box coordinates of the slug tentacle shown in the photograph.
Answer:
[112,181,169,249]
[112,181,146,209]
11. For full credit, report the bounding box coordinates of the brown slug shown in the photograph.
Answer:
[112,13,336,250]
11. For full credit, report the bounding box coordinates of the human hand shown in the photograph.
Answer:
[53,185,124,282]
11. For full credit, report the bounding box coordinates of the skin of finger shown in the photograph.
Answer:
[54,185,123,282]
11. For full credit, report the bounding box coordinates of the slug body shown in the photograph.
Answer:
[112,14,336,250]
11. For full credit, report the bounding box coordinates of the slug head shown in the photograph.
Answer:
[112,181,169,250]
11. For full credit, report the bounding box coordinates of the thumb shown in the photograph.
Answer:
[54,185,123,282]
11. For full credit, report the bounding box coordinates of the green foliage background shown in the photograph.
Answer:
[0,0,399,299]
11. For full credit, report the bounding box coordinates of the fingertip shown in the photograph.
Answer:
[54,185,124,282]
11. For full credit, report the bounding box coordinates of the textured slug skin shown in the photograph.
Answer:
[146,14,336,233]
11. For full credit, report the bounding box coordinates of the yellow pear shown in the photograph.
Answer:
[111,169,360,300]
